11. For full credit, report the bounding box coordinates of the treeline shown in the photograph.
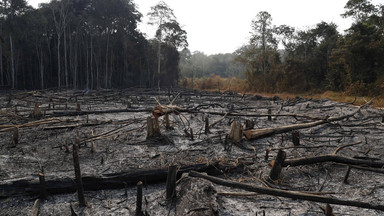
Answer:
[0,0,185,90]
[181,0,384,96]
[179,50,245,78]
[238,0,384,95]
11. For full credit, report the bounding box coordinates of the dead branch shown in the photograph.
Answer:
[283,154,384,168]
[0,118,63,133]
[52,108,151,117]
[333,141,362,155]
[244,108,360,140]
[0,161,247,198]
[189,171,384,211]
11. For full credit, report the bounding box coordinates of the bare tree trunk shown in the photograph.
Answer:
[10,34,15,89]
[105,31,110,88]
[156,40,161,89]
[40,54,44,89]
[90,37,94,89]
[36,43,44,89]
[57,35,61,88]
[64,27,68,88]
[73,40,78,89]
[85,37,89,89]
[0,22,3,86]
[95,51,99,89]
[108,52,113,88]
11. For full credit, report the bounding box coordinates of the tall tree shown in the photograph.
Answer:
[0,0,30,88]
[342,0,377,21]
[239,11,279,91]
[147,1,187,88]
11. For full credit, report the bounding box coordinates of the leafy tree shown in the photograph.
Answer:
[250,11,278,78]
[328,0,383,95]
[147,1,187,87]
[342,0,377,21]
[236,11,280,91]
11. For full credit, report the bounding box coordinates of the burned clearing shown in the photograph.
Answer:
[1,89,384,215]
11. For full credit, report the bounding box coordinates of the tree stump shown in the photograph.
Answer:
[166,165,177,200]
[205,117,210,134]
[292,131,300,146]
[229,121,243,142]
[245,119,255,130]
[269,150,286,181]
[147,117,161,139]
[72,144,86,207]
[136,181,143,216]
[268,109,272,121]
[32,103,42,119]
[12,127,19,145]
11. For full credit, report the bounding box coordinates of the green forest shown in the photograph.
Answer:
[0,0,187,89]
[0,0,383,96]
[180,0,384,96]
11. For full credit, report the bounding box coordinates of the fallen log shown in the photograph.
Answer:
[0,118,62,133]
[51,108,151,117]
[0,161,248,199]
[244,108,360,140]
[189,171,384,211]
[283,154,384,168]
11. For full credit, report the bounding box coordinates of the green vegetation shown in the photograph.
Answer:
[180,0,384,97]
[1,0,383,97]
[0,0,186,89]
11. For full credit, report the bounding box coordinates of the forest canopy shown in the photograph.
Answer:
[180,0,384,96]
[1,0,383,96]
[0,0,186,89]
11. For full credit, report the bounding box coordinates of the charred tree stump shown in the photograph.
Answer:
[268,109,272,121]
[147,117,161,139]
[325,203,334,216]
[245,119,254,130]
[229,121,243,143]
[166,165,177,200]
[72,144,86,207]
[190,128,194,140]
[224,134,232,152]
[269,150,286,181]
[343,166,351,184]
[12,127,18,145]
[39,173,47,200]
[292,131,300,146]
[165,114,171,130]
[205,117,210,134]
[32,103,42,119]
[136,181,143,216]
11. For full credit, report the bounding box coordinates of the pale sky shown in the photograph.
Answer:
[29,0,384,55]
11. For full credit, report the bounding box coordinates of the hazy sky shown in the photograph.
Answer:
[28,0,384,55]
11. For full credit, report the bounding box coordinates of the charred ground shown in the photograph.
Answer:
[1,89,384,215]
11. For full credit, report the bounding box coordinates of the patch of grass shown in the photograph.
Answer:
[179,76,384,108]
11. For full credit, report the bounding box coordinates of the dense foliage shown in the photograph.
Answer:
[0,0,186,89]
[2,0,383,95]
[180,0,383,96]
[237,0,383,95]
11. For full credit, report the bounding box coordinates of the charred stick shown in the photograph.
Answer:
[283,154,384,168]
[72,144,86,207]
[189,171,384,211]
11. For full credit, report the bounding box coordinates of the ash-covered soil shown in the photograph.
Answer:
[1,88,384,215]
